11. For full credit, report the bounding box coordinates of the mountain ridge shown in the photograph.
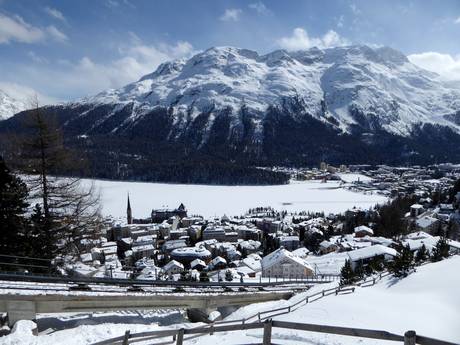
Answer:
[2,44,460,183]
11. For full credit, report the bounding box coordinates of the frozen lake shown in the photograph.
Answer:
[85,177,387,219]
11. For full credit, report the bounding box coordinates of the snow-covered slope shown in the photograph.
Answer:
[80,45,460,136]
[197,256,460,345]
[0,90,26,121]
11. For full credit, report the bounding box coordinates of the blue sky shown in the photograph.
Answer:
[0,0,459,103]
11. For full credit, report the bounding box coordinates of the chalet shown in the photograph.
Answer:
[354,225,374,238]
[190,259,207,271]
[347,245,397,270]
[278,236,300,251]
[410,204,424,217]
[163,260,184,275]
[415,215,440,233]
[261,247,314,278]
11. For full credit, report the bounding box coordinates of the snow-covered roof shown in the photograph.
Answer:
[171,246,211,258]
[354,225,374,234]
[347,244,397,261]
[190,259,206,268]
[262,248,313,271]
[416,216,438,229]
[163,260,184,271]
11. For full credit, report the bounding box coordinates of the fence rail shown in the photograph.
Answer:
[92,319,457,345]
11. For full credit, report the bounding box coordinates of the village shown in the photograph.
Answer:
[65,164,460,284]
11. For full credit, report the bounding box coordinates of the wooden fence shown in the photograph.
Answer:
[92,319,457,345]
[91,262,455,345]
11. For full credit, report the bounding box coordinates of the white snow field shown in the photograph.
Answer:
[84,179,387,219]
[193,256,460,345]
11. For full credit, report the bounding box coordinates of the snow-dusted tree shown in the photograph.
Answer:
[225,269,233,282]
[415,244,428,263]
[340,259,355,286]
[17,101,101,256]
[431,237,449,262]
[390,244,414,277]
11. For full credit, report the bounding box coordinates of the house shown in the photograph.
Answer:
[292,247,310,258]
[410,204,424,217]
[261,248,314,278]
[202,226,226,241]
[278,236,300,251]
[131,243,155,260]
[163,260,184,275]
[354,225,374,238]
[415,215,440,233]
[190,258,207,271]
[209,256,227,270]
[346,245,397,270]
[318,240,338,255]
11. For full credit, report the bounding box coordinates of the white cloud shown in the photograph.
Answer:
[0,13,68,44]
[46,25,68,42]
[0,13,45,44]
[408,52,460,81]
[45,7,66,22]
[277,28,349,51]
[2,37,195,102]
[455,16,460,24]
[220,8,242,22]
[0,82,59,105]
[249,2,270,15]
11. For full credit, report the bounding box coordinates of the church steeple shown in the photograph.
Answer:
[127,193,132,225]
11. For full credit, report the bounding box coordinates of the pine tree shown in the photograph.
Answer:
[431,237,450,262]
[340,259,355,286]
[225,269,233,282]
[0,156,29,256]
[390,244,414,277]
[415,244,428,263]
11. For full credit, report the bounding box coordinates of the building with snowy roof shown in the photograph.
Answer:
[346,244,397,270]
[261,247,314,278]
[354,225,374,237]
[170,246,212,265]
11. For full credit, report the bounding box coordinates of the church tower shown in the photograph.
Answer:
[127,194,133,225]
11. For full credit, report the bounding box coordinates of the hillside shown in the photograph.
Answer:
[200,256,460,344]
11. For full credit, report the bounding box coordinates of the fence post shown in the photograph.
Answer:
[263,319,272,345]
[122,330,130,345]
[305,296,309,303]
[258,312,261,322]
[176,329,184,345]
[322,290,325,297]
[210,324,214,335]
[404,330,416,345]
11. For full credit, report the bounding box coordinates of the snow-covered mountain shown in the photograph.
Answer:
[78,45,460,137]
[3,45,460,171]
[0,90,27,121]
